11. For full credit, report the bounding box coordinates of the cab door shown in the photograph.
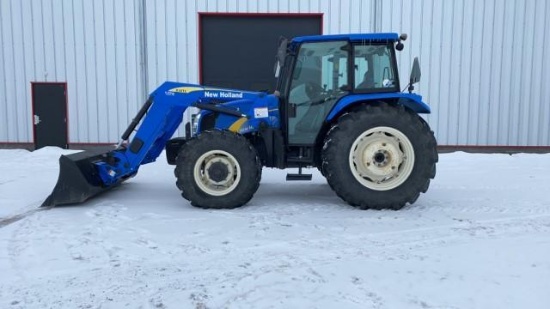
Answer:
[286,41,350,145]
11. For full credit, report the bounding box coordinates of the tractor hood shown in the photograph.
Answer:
[150,82,281,135]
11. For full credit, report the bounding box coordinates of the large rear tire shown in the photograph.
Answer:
[322,103,437,210]
[175,130,262,209]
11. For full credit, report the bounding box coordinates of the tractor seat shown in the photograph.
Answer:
[356,72,375,89]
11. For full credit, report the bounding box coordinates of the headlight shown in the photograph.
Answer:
[191,112,201,136]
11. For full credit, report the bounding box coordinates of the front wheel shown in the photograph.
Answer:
[322,103,437,210]
[175,130,261,209]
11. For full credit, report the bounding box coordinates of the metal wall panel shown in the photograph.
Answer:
[0,0,144,143]
[376,0,550,146]
[0,0,30,142]
[1,0,548,146]
[144,0,374,91]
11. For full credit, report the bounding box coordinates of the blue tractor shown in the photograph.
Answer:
[43,33,437,210]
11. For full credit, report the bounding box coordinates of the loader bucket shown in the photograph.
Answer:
[42,151,118,207]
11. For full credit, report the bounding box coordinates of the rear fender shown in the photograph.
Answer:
[326,93,430,121]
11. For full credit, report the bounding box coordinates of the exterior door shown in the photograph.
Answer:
[32,82,68,149]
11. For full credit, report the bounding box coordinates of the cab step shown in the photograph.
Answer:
[286,167,312,181]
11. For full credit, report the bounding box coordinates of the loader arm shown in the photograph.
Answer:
[42,82,256,206]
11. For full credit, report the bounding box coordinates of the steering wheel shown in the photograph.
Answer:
[304,82,325,101]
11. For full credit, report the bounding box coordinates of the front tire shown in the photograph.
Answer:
[175,130,261,209]
[322,103,437,210]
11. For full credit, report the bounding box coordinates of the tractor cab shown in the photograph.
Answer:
[273,33,409,173]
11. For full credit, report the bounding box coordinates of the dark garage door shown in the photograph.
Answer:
[200,14,322,92]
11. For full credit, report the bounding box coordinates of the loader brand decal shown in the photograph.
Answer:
[169,86,204,94]
[204,91,244,99]
[239,124,255,134]
[168,87,245,99]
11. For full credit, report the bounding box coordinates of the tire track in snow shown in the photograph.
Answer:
[5,207,55,283]
[289,213,550,264]
[66,202,141,267]
[0,206,51,229]
[209,214,550,307]
[2,202,171,308]
[4,205,550,308]
[415,200,550,216]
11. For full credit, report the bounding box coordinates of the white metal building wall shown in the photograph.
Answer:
[376,0,550,146]
[0,0,144,144]
[144,0,377,92]
[1,0,549,146]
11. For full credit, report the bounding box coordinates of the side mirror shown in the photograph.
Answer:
[407,57,421,93]
[274,61,281,78]
[274,37,288,78]
[396,42,404,51]
[410,57,421,85]
[396,33,408,51]
[277,37,288,64]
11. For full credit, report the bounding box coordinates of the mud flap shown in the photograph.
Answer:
[42,151,119,207]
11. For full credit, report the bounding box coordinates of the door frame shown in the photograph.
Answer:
[197,12,324,84]
[31,82,69,149]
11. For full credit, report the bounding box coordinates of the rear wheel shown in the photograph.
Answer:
[322,103,437,210]
[175,130,261,209]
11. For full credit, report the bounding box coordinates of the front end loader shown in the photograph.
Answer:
[42,84,279,206]
[43,32,437,210]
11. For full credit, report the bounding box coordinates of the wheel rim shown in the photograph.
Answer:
[194,150,241,196]
[349,126,415,191]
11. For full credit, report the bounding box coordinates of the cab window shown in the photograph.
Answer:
[354,44,398,92]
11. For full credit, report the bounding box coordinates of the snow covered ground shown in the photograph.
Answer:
[1,147,549,309]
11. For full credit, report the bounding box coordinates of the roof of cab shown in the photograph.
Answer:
[292,33,399,43]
